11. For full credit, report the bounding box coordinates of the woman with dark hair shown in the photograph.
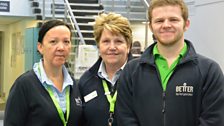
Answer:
[4,19,83,126]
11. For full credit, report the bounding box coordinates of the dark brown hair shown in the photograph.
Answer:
[38,19,72,43]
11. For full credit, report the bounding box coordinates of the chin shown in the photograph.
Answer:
[105,61,117,65]
[53,61,65,66]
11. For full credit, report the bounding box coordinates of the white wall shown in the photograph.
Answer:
[0,0,32,16]
[185,0,224,71]
[131,22,154,51]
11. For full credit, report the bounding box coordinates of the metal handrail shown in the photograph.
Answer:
[141,0,149,8]
[64,0,85,45]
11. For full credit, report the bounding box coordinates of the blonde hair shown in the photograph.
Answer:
[93,12,133,48]
[148,0,189,23]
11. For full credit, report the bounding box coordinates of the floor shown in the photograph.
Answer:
[0,120,3,126]
[0,111,3,126]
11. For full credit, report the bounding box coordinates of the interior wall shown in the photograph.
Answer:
[131,22,154,51]
[0,25,8,101]
[0,32,3,96]
[0,0,32,16]
[185,0,224,71]
[0,20,37,99]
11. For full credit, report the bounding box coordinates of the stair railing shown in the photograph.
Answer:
[141,0,149,8]
[64,0,85,45]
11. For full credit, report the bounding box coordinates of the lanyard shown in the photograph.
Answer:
[102,80,117,126]
[47,86,70,126]
[37,63,70,126]
[102,80,117,113]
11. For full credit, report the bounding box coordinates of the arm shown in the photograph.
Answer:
[116,63,140,126]
[4,78,28,126]
[199,62,224,126]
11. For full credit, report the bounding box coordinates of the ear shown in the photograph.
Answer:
[184,19,190,31]
[37,42,43,55]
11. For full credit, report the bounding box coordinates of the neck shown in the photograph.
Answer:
[157,41,184,67]
[43,62,64,92]
[105,63,124,80]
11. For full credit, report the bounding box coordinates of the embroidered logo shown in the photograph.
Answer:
[75,97,82,106]
[176,83,193,96]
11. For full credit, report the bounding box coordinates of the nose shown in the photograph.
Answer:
[57,42,65,50]
[162,20,171,28]
[108,42,116,50]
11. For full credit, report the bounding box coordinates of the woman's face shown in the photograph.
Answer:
[98,29,130,68]
[38,25,71,68]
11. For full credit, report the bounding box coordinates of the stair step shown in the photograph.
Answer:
[75,16,96,19]
[73,12,101,16]
[72,9,102,13]
[79,25,93,30]
[74,30,94,34]
[103,5,145,12]
[82,33,94,38]
[76,19,95,23]
[68,0,98,4]
[70,5,103,10]
[67,0,102,45]
[77,23,94,26]
[69,3,100,7]
[75,37,95,40]
[101,0,144,6]
[85,40,97,45]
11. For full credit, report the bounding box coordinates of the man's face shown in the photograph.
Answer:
[149,5,190,46]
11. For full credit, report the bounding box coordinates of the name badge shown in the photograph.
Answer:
[84,90,98,102]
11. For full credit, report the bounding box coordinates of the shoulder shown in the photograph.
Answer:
[8,70,39,98]
[13,70,37,87]
[78,68,101,95]
[78,70,94,85]
[125,58,141,70]
[121,58,142,79]
[195,54,223,77]
[197,54,221,69]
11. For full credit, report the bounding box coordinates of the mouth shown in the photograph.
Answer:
[160,31,175,37]
[161,30,174,33]
[55,55,65,58]
[107,53,118,56]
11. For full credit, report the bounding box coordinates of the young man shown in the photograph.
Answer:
[116,0,224,126]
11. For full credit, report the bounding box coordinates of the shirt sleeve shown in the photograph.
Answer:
[199,61,224,126]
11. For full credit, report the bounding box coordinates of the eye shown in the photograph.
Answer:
[157,20,163,23]
[115,39,125,45]
[101,39,110,44]
[64,40,70,44]
[154,19,164,24]
[50,40,57,44]
[170,18,179,22]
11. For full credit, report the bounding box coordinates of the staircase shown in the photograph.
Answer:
[101,0,147,22]
[29,0,42,21]
[29,0,147,78]
[68,0,104,45]
[66,0,104,78]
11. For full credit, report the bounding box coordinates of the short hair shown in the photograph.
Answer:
[38,19,72,43]
[93,12,133,48]
[148,0,189,23]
